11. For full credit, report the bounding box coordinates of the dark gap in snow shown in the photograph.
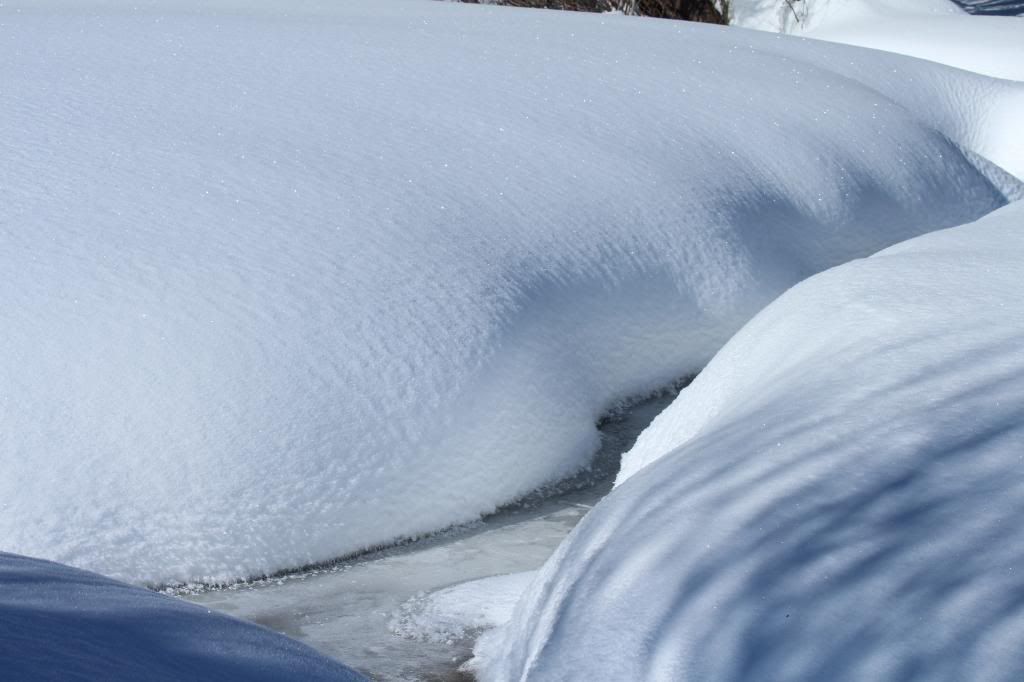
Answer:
[953,0,1024,15]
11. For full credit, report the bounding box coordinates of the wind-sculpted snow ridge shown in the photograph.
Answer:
[1,0,1021,585]
[474,201,1024,681]
[0,552,364,681]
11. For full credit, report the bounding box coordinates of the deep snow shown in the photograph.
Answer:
[0,552,363,681]
[2,0,1021,586]
[183,390,676,680]
[474,200,1024,681]
[730,0,1024,82]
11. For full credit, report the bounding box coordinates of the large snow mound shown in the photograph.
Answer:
[730,0,1024,82]
[1,0,1020,585]
[475,201,1024,681]
[727,0,1024,179]
[0,552,363,681]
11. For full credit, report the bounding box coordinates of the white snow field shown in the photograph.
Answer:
[0,552,363,681]
[729,0,1024,81]
[473,200,1024,681]
[1,0,1022,586]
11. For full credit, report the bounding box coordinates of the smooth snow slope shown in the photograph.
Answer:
[725,0,1024,179]
[0,552,363,681]
[730,0,1024,82]
[475,201,1024,681]
[0,0,1019,585]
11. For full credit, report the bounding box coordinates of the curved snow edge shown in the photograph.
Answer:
[474,200,1024,680]
[0,552,365,681]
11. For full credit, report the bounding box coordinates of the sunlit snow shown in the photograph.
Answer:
[2,0,1019,587]
[477,200,1024,681]
[731,0,1024,82]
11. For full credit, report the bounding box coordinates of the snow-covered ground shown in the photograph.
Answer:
[473,200,1024,680]
[730,0,1024,81]
[183,391,675,680]
[0,552,363,681]
[2,0,1021,588]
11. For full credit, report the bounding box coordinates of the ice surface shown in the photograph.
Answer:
[475,201,1024,681]
[0,552,363,681]
[1,0,1020,585]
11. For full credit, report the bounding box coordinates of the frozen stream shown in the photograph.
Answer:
[181,389,680,681]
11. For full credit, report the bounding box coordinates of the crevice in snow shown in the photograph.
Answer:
[165,377,693,596]
[181,387,685,679]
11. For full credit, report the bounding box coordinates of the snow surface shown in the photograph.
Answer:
[2,0,1021,585]
[729,0,1024,81]
[184,389,673,679]
[392,572,535,645]
[0,552,363,681]
[473,200,1024,681]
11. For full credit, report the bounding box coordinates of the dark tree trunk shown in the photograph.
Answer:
[631,0,727,23]
[462,0,729,25]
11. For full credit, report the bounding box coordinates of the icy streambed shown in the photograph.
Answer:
[180,389,680,681]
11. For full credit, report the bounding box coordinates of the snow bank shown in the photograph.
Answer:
[475,201,1024,681]
[730,0,963,33]
[730,0,1024,81]
[1,0,1019,585]
[0,552,363,681]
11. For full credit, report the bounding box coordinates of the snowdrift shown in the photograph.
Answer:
[1,0,1020,584]
[475,201,1024,681]
[728,1,1024,181]
[0,552,363,681]
[730,0,1024,82]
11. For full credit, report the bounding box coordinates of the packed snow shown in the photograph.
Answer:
[0,552,363,681]
[393,572,535,645]
[729,0,1024,81]
[2,0,1021,587]
[473,200,1024,681]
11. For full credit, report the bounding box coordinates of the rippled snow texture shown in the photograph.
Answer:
[477,201,1024,681]
[1,0,1019,584]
